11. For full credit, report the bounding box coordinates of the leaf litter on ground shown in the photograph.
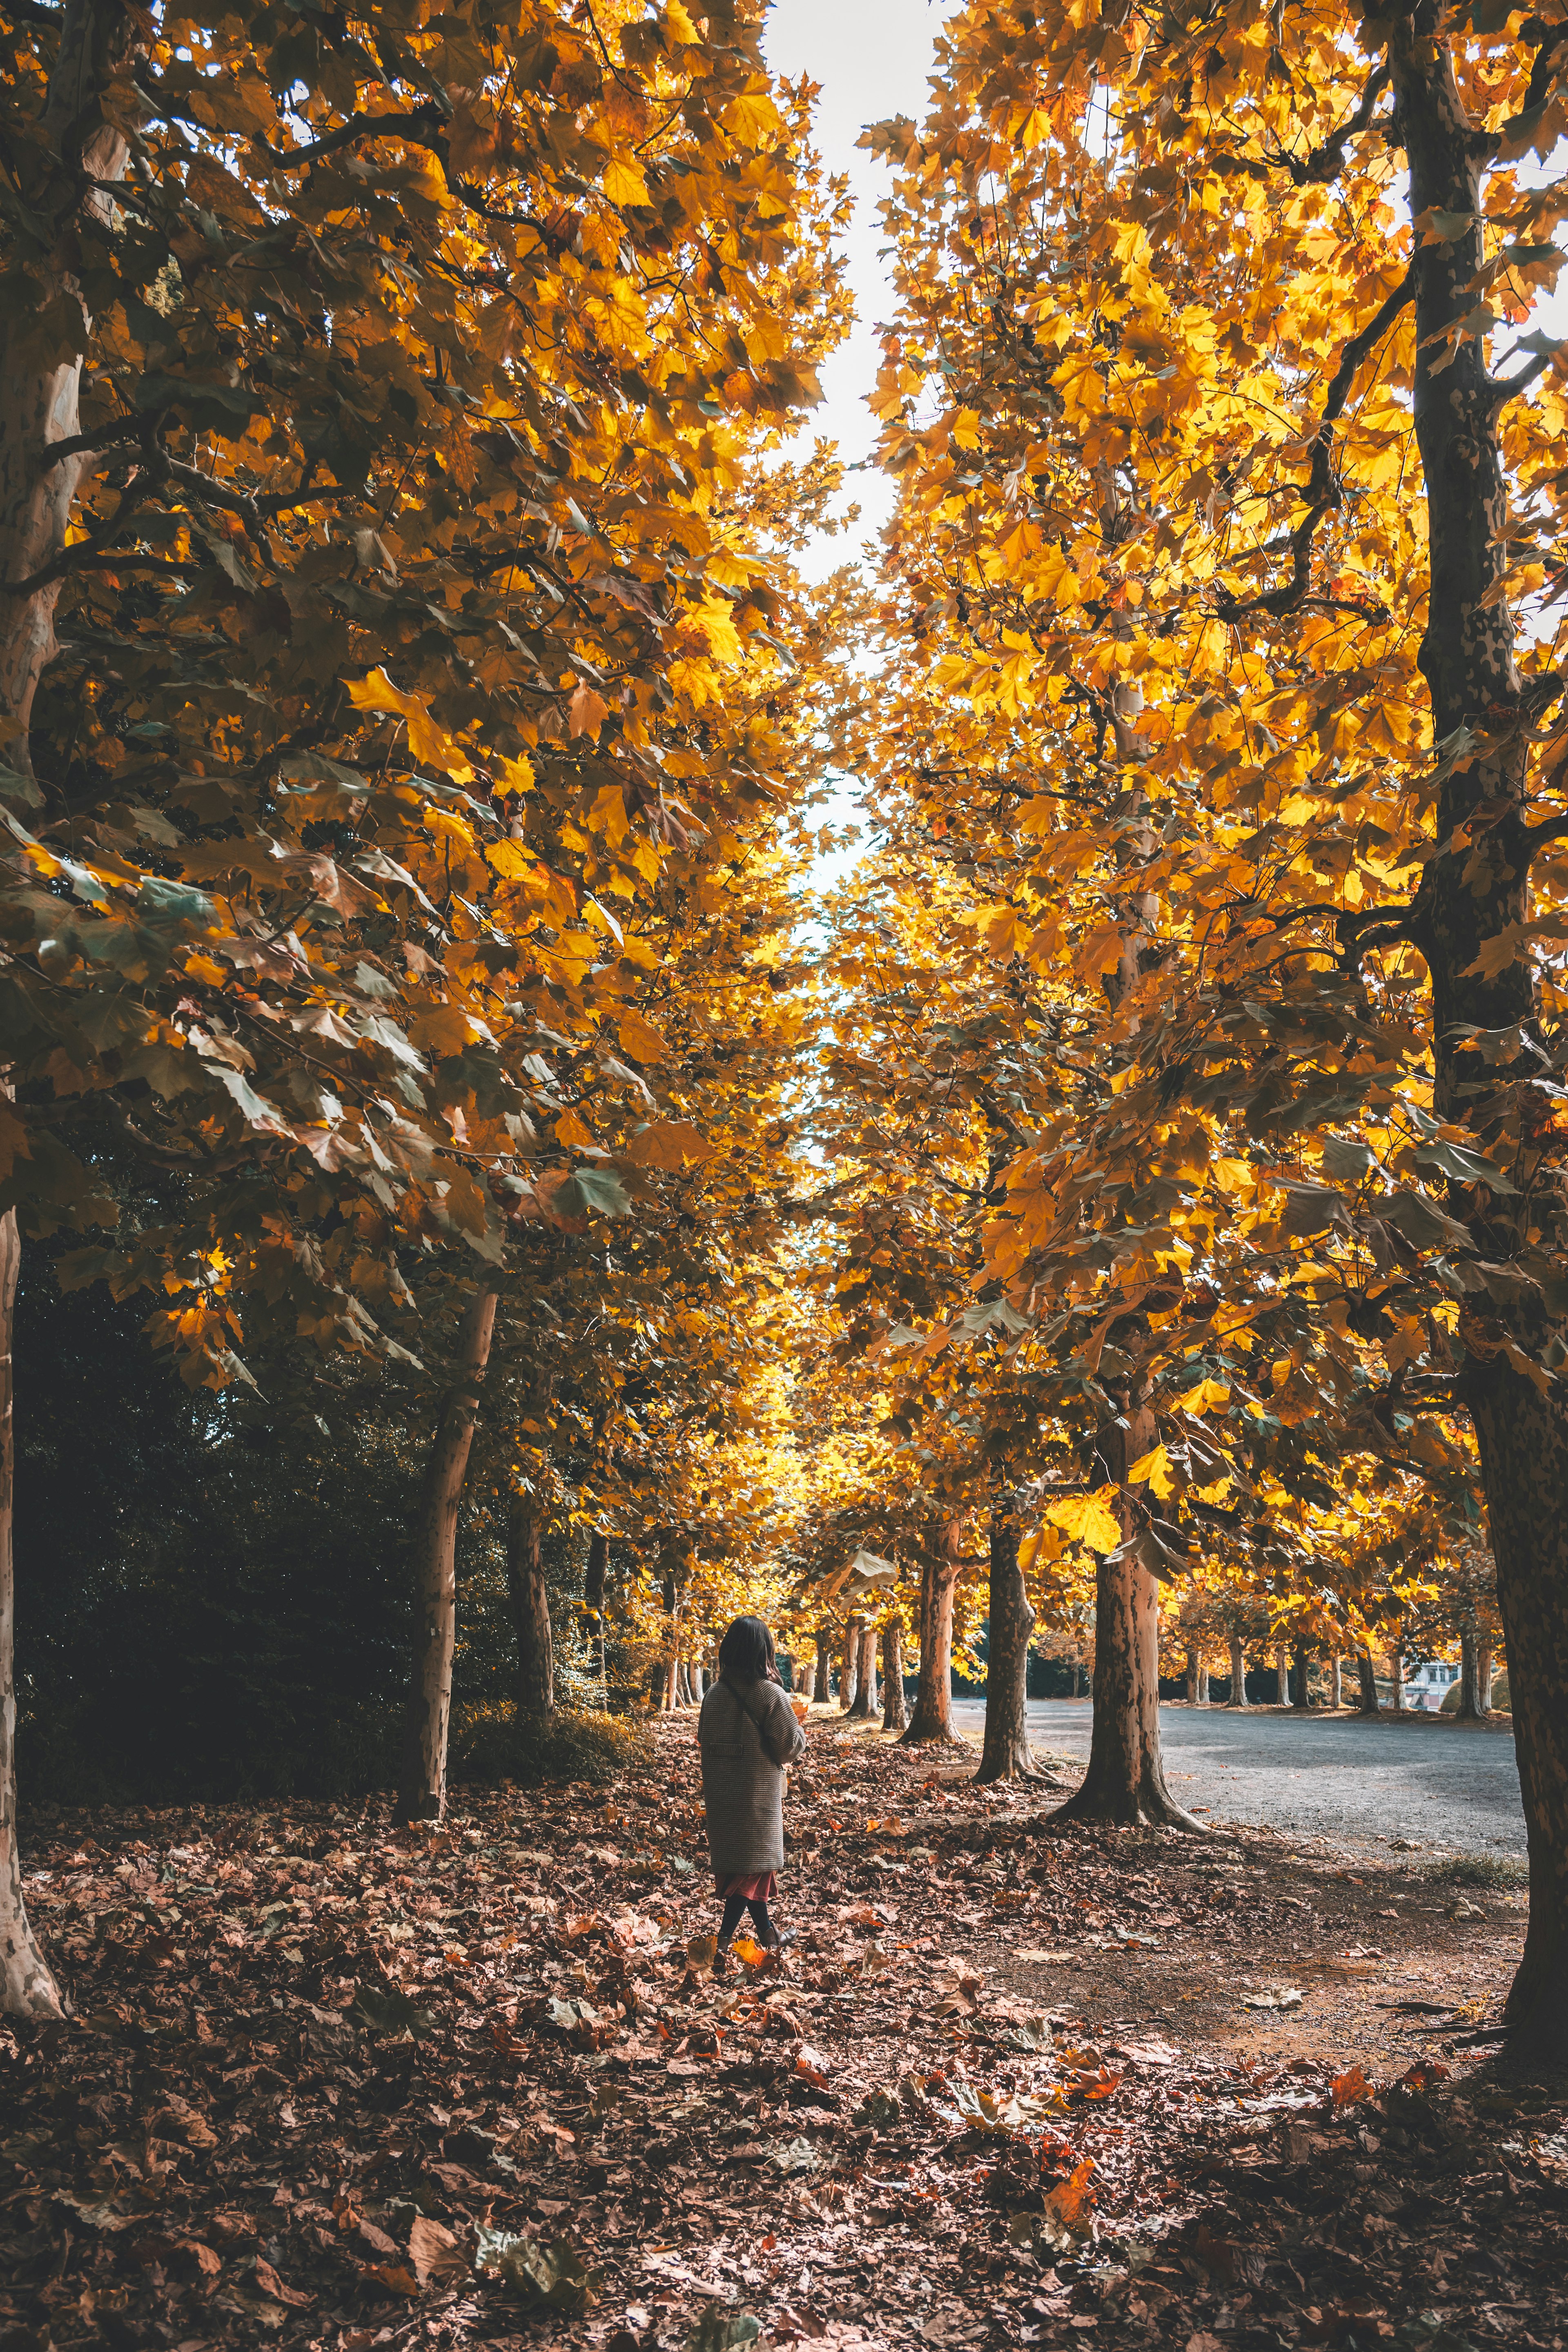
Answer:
[0,1717,1562,2351]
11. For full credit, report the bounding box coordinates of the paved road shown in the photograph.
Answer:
[945,1698,1526,1855]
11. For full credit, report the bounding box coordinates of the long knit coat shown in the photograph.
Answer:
[698,1675,807,1876]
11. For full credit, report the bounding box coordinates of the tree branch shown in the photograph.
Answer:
[1215,264,1415,626]
[1276,64,1391,186]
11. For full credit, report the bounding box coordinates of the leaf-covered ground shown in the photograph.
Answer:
[4,1716,1566,2352]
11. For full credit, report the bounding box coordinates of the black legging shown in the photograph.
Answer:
[719,1893,776,1948]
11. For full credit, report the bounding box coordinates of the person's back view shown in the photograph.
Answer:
[698,1615,807,1971]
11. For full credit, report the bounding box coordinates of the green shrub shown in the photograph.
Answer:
[450,1704,651,1788]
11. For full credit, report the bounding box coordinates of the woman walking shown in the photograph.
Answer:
[699,1615,807,1970]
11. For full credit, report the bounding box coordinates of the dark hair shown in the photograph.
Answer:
[718,1615,775,1683]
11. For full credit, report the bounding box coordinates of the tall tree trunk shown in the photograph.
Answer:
[814,1625,833,1704]
[1389,1642,1405,1715]
[398,1285,499,1824]
[1330,1652,1343,1709]
[0,0,138,781]
[839,1618,859,1713]
[1355,1648,1380,1714]
[849,1622,877,1719]
[900,1519,965,1745]
[1073,1657,1084,1697]
[1456,1624,1481,1721]
[1480,1644,1495,1714]
[1051,1409,1199,1827]
[1274,1646,1291,1708]
[1196,1660,1209,1704]
[506,1496,553,1723]
[881,1621,907,1733]
[798,1654,816,1703]
[0,1211,63,2018]
[1227,1635,1248,1708]
[584,1529,608,1688]
[974,1502,1040,1783]
[1388,22,1568,2062]
[1184,1646,1199,1703]
[1292,1643,1311,1710]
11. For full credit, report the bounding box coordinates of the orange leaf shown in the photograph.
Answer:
[1331,2064,1375,2107]
[1043,2157,1097,2231]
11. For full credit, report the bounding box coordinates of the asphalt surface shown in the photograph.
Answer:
[944,1697,1526,1856]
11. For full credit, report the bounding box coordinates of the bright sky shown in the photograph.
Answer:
[760,2,956,884]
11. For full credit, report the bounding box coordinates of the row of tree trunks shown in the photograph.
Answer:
[397,1287,500,1824]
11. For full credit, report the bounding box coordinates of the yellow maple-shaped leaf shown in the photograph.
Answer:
[1174,1377,1230,1415]
[1127,1443,1176,1499]
[602,155,650,209]
[618,1008,668,1063]
[347,668,458,772]
[626,1119,711,1169]
[486,840,550,891]
[554,1109,594,1149]
[1045,1489,1123,1551]
[1461,924,1525,980]
[568,682,609,739]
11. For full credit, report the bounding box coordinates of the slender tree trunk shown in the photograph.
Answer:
[974,1503,1040,1783]
[1480,1644,1495,1714]
[1292,1642,1311,1710]
[506,1496,554,1723]
[900,1519,965,1745]
[814,1625,833,1704]
[1330,1652,1343,1708]
[799,1655,816,1703]
[1389,1643,1405,1715]
[1456,1625,1481,1721]
[1073,1658,1084,1697]
[1274,1646,1291,1708]
[848,1621,877,1719]
[398,1286,499,1823]
[881,1621,907,1732]
[1051,1409,1199,1828]
[1196,1661,1210,1704]
[1183,1646,1198,1703]
[584,1529,608,1688]
[0,1211,63,2018]
[1227,1635,1248,1708]
[1355,1648,1380,1714]
[839,1618,859,1713]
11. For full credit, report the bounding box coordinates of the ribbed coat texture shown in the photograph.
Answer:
[697,1676,807,1875]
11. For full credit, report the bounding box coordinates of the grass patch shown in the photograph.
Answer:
[1425,1854,1527,1889]
[451,1704,651,1788]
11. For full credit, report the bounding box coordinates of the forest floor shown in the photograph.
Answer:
[2,1713,1565,2352]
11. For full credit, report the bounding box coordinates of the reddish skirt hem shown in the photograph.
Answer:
[716,1871,777,1900]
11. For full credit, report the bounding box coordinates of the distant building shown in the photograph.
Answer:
[1404,1661,1459,1712]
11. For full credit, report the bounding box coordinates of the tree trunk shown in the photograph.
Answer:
[814,1626,833,1704]
[1227,1635,1248,1708]
[1330,1652,1343,1709]
[798,1655,816,1703]
[1389,1644,1405,1715]
[1480,1644,1495,1714]
[1073,1658,1084,1697]
[1274,1647,1291,1708]
[1051,1411,1199,1828]
[1356,1648,1380,1714]
[839,1618,859,1713]
[1292,1643,1311,1710]
[398,1286,499,1823]
[584,1529,608,1686]
[849,1622,877,1719]
[506,1497,553,1724]
[0,0,138,782]
[881,1621,908,1732]
[1387,23,1568,2062]
[0,1210,64,2018]
[900,1519,966,1745]
[1196,1661,1210,1704]
[1456,1625,1481,1721]
[1184,1646,1199,1703]
[974,1503,1040,1782]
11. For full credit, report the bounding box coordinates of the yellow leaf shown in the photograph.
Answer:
[618,1009,668,1063]
[1461,924,1526,981]
[626,1119,711,1169]
[554,1109,594,1148]
[568,682,609,739]
[1174,1377,1230,1415]
[1127,1443,1176,1499]
[1045,1489,1123,1552]
[602,156,650,209]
